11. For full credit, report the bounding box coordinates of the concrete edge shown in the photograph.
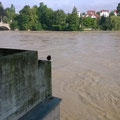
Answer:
[18,97,62,120]
[0,48,37,58]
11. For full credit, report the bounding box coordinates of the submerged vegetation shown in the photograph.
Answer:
[0,2,120,31]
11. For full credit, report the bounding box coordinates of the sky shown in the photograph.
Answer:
[0,0,119,13]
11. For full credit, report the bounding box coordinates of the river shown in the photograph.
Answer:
[0,31,120,120]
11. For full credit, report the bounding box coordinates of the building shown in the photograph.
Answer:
[85,13,99,19]
[77,11,81,17]
[114,9,117,16]
[100,10,110,17]
[87,10,96,15]
[84,10,99,19]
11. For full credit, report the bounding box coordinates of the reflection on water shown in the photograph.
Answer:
[0,31,120,120]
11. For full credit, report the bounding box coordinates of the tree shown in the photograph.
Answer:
[66,7,79,31]
[109,11,115,17]
[110,16,120,30]
[10,14,20,30]
[104,17,111,30]
[5,4,16,23]
[79,17,83,30]
[99,16,111,30]
[52,10,66,30]
[0,2,6,22]
[96,11,100,16]
[82,17,98,29]
[18,5,32,30]
[12,5,42,30]
[37,2,54,29]
[10,19,18,30]
[30,5,42,31]
[99,16,106,30]
[117,3,120,16]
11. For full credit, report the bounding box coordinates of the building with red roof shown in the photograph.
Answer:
[84,10,99,19]
[100,10,110,17]
[87,10,96,15]
[114,9,117,16]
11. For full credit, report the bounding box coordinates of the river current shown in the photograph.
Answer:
[0,31,120,120]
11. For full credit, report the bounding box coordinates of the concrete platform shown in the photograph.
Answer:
[0,48,62,120]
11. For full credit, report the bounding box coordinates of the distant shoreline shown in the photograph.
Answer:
[0,30,120,32]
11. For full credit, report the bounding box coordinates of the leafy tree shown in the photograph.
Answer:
[96,11,100,16]
[99,16,111,30]
[5,4,15,23]
[12,5,42,30]
[0,2,6,22]
[79,17,83,30]
[52,10,66,30]
[109,11,115,17]
[31,5,42,31]
[19,5,31,15]
[110,16,120,30]
[66,7,79,31]
[18,5,32,30]
[99,16,106,30]
[82,17,98,29]
[37,2,54,29]
[2,16,7,23]
[10,14,20,30]
[104,17,111,30]
[10,20,18,30]
[117,3,120,16]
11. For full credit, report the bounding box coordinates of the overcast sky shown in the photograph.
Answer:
[0,0,119,13]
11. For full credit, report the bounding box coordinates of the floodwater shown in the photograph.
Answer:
[0,31,120,120]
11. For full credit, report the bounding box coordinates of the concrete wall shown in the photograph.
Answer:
[0,49,52,120]
[38,60,52,99]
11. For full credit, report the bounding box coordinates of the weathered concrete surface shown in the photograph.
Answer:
[0,48,52,120]
[38,60,52,99]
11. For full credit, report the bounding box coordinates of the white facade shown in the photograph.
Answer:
[100,10,110,17]
[77,11,81,17]
[85,14,89,17]
[84,14,99,19]
[91,15,97,18]
[114,12,117,16]
[114,10,117,16]
[85,14,96,18]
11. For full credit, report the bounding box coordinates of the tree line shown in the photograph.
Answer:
[0,2,120,31]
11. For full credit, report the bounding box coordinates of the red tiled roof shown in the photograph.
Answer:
[94,14,99,18]
[87,10,96,14]
[100,10,109,13]
[114,9,117,12]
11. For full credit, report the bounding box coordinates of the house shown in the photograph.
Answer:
[85,13,99,19]
[77,11,81,17]
[114,9,117,16]
[84,10,99,19]
[87,10,96,15]
[100,10,110,17]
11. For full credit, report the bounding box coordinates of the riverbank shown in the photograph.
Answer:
[1,29,120,32]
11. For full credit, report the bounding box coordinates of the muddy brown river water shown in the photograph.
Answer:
[0,31,120,120]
